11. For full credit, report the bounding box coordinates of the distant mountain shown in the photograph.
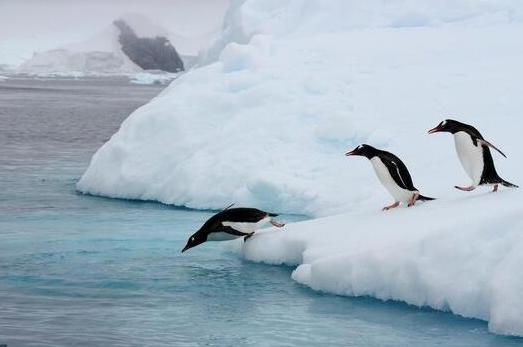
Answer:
[18,14,184,75]
[114,19,183,73]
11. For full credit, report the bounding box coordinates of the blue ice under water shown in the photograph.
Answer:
[1,78,522,347]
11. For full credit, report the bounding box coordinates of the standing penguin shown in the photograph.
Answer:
[181,206,285,253]
[346,144,435,210]
[428,119,518,192]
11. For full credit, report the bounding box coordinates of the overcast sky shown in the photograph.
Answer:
[0,0,230,65]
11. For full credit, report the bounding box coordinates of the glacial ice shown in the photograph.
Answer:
[17,14,182,75]
[241,191,523,336]
[78,0,523,216]
[77,0,523,336]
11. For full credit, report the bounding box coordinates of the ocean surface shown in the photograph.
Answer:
[0,77,521,347]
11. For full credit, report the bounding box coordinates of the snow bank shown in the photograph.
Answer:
[78,0,523,216]
[241,190,523,336]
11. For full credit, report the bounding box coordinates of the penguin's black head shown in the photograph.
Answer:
[428,119,462,134]
[345,144,378,159]
[181,230,207,253]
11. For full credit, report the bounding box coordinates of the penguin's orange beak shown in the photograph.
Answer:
[345,149,357,156]
[427,126,440,134]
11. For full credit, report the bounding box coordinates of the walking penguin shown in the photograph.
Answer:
[346,144,435,210]
[428,119,518,192]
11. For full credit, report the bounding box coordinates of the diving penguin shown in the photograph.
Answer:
[428,119,518,192]
[181,206,285,253]
[346,144,435,210]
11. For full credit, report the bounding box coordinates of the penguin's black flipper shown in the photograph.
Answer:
[380,154,416,191]
[474,137,507,158]
[214,226,251,238]
[223,203,235,210]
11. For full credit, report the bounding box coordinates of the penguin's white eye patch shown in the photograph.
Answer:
[441,120,447,126]
[357,145,363,150]
[191,237,195,241]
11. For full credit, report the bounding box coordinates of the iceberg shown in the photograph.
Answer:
[78,0,523,335]
[78,0,523,216]
[240,190,523,336]
[17,14,183,75]
[129,71,178,85]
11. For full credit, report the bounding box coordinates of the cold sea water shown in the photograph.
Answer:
[0,77,521,347]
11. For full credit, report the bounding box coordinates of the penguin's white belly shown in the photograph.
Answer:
[370,157,415,203]
[207,231,241,241]
[453,132,484,185]
[222,216,270,233]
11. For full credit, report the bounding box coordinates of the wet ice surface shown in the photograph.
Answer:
[0,77,521,346]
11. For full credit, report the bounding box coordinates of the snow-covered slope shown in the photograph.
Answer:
[78,0,523,216]
[17,25,139,75]
[78,1,523,335]
[0,0,229,70]
[17,14,182,75]
[240,190,523,336]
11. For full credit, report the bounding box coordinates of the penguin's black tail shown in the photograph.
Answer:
[501,179,519,188]
[418,195,436,201]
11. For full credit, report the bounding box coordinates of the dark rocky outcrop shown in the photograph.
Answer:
[114,20,184,73]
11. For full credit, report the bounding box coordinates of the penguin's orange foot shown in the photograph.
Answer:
[270,220,285,228]
[492,184,499,192]
[382,202,400,211]
[244,232,255,241]
[454,185,476,192]
[407,193,420,207]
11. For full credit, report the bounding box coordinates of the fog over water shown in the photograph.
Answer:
[0,0,229,66]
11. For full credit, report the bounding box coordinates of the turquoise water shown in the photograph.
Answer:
[1,78,522,346]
